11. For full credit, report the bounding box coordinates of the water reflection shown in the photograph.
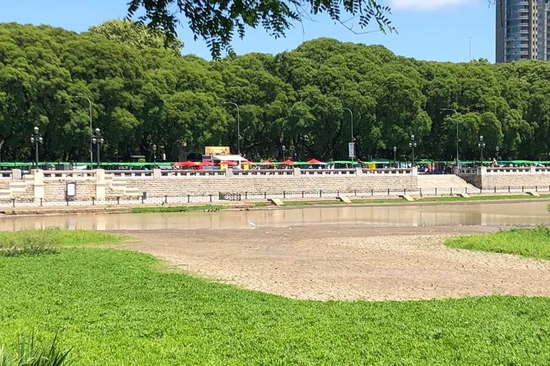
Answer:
[0,201,549,231]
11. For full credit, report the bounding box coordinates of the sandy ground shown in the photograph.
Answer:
[113,224,550,301]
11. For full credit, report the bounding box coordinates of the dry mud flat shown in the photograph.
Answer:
[118,225,550,301]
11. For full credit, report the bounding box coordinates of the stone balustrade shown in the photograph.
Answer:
[458,165,550,188]
[42,170,97,179]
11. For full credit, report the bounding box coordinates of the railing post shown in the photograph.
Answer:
[12,169,22,180]
[33,169,44,204]
[95,169,106,201]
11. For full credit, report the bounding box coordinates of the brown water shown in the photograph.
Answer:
[0,201,548,231]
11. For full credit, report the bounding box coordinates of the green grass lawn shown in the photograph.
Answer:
[262,194,550,208]
[1,246,550,365]
[445,227,550,260]
[419,194,550,202]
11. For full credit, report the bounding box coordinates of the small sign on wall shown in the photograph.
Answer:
[66,182,76,201]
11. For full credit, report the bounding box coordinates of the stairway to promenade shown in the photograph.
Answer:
[417,174,479,193]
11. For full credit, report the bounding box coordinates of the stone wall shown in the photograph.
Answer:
[124,174,418,198]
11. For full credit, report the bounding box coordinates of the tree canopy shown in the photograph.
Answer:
[0,22,549,163]
[126,0,394,58]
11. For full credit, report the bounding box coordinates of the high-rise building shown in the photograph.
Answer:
[496,0,550,62]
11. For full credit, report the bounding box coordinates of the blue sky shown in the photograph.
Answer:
[0,0,494,62]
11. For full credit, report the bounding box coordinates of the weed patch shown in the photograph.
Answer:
[0,228,124,257]
[130,205,224,213]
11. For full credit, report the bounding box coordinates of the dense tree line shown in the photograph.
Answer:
[0,21,549,162]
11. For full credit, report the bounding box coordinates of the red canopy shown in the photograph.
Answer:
[241,160,253,165]
[281,159,295,165]
[306,158,322,164]
[199,161,214,166]
[220,160,237,166]
[260,160,274,165]
[174,161,198,167]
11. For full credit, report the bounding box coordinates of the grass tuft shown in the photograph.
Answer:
[445,226,550,260]
[0,334,72,366]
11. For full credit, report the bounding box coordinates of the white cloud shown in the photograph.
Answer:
[389,0,474,11]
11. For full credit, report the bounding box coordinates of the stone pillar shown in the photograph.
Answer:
[95,169,106,201]
[530,166,537,174]
[226,168,233,177]
[153,168,162,178]
[411,167,418,176]
[293,168,301,176]
[12,169,22,180]
[478,166,487,189]
[33,169,44,203]
[355,167,364,176]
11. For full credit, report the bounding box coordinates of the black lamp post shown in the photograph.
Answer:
[408,135,417,167]
[223,102,241,156]
[30,126,43,167]
[152,144,157,163]
[495,145,500,162]
[92,128,104,166]
[393,146,397,168]
[478,135,486,165]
